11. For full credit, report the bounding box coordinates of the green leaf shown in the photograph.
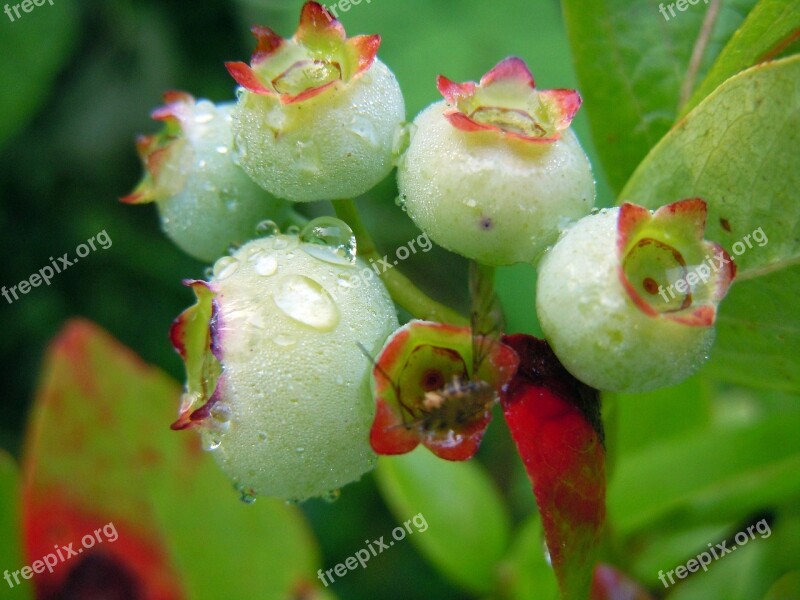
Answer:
[562,0,757,191]
[608,410,800,536]
[499,515,559,600]
[375,448,511,594]
[0,1,79,146]
[0,451,33,599]
[22,319,321,599]
[619,57,800,390]
[683,0,800,115]
[706,264,800,391]
[763,571,800,600]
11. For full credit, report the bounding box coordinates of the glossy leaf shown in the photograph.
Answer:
[375,447,511,594]
[620,57,800,390]
[21,319,322,599]
[608,410,800,535]
[562,0,757,191]
[501,334,606,600]
[683,0,800,115]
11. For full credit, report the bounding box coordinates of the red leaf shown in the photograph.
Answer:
[501,334,606,600]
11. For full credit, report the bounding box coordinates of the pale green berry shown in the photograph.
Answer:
[398,58,595,266]
[536,202,735,393]
[171,220,398,501]
[124,92,289,263]
[226,6,405,202]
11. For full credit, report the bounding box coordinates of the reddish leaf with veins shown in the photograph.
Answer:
[501,333,605,600]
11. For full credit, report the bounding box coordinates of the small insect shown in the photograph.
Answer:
[360,262,517,460]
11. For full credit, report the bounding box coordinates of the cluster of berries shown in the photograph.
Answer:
[127,2,734,501]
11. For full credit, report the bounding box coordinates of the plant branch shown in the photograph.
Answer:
[333,199,468,326]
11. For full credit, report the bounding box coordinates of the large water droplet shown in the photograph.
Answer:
[254,255,278,276]
[274,275,340,331]
[256,220,280,237]
[299,216,357,265]
[213,256,239,280]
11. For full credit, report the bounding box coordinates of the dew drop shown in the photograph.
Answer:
[258,431,268,442]
[212,256,239,280]
[235,483,257,504]
[210,403,232,423]
[254,254,278,276]
[256,219,280,237]
[322,489,341,503]
[203,266,214,279]
[299,216,357,265]
[285,224,301,235]
[295,447,305,454]
[216,145,229,155]
[351,117,379,146]
[274,334,296,347]
[274,275,340,331]
[464,198,477,208]
[335,375,344,385]
[201,433,222,451]
[394,195,407,211]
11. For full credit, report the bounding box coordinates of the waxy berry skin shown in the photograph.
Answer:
[171,231,398,501]
[124,93,288,263]
[536,204,734,393]
[398,58,595,266]
[226,3,405,203]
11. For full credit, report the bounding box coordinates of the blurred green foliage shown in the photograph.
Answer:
[2,0,798,598]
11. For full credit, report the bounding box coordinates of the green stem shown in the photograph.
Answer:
[333,199,468,326]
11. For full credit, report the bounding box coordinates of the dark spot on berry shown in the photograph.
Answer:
[421,369,445,391]
[642,277,659,294]
[720,218,731,232]
[479,217,493,231]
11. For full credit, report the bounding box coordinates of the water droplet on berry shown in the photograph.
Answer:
[235,483,257,504]
[216,145,229,155]
[256,220,280,237]
[258,431,268,442]
[254,255,278,276]
[211,403,232,423]
[201,433,222,451]
[322,489,341,503]
[274,334,296,347]
[351,117,379,146]
[203,266,214,279]
[300,216,357,265]
[274,275,340,331]
[213,256,240,280]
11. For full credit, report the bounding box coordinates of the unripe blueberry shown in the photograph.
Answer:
[171,219,398,501]
[398,57,595,266]
[226,2,405,202]
[536,200,736,393]
[123,92,289,263]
